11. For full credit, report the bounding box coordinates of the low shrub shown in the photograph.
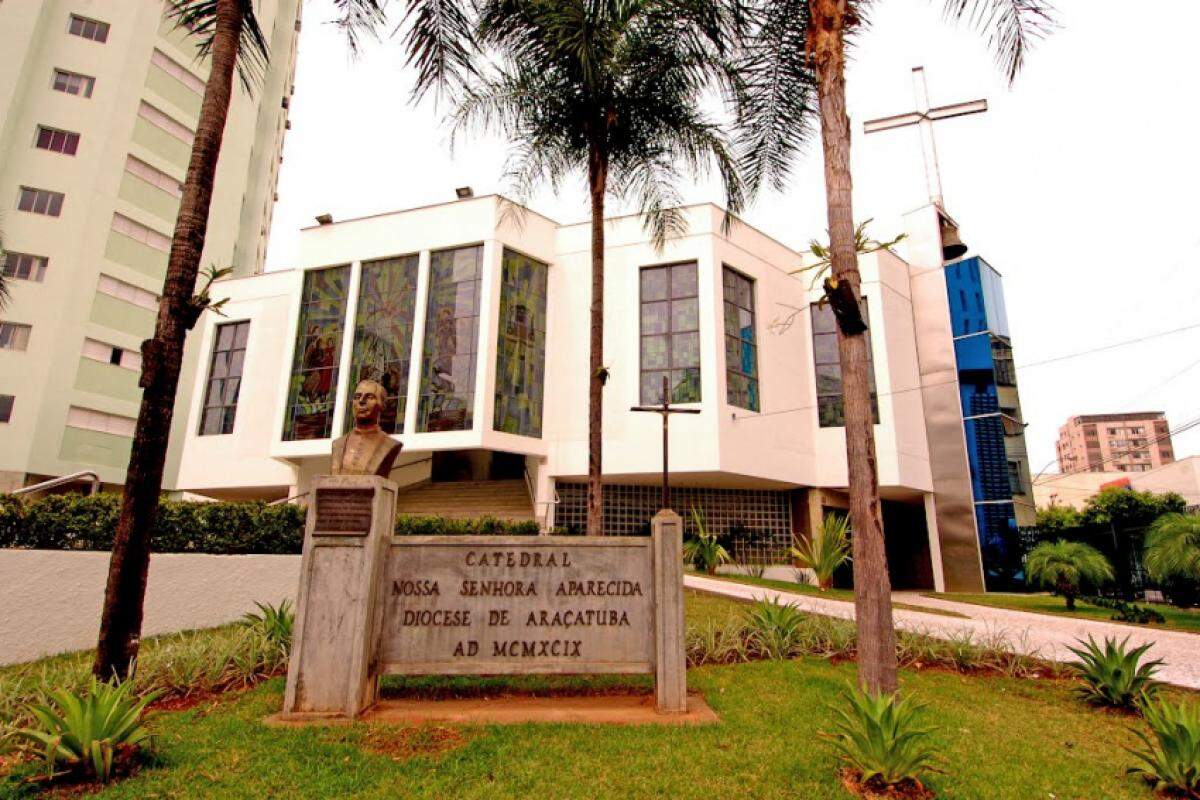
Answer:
[1067,636,1162,710]
[743,599,807,660]
[0,494,304,554]
[0,494,542,553]
[393,515,540,536]
[5,678,158,783]
[1080,595,1166,625]
[682,508,732,575]
[1,623,289,730]
[822,684,941,792]
[1127,696,1200,797]
[241,600,295,655]
[684,601,1060,678]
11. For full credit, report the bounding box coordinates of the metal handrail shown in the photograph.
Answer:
[11,471,100,497]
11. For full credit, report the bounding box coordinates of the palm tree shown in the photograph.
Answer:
[409,0,745,536]
[1144,513,1200,583]
[93,0,386,681]
[735,0,1055,693]
[1026,539,1113,610]
[791,512,851,590]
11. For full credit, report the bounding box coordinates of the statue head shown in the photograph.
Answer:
[351,379,386,430]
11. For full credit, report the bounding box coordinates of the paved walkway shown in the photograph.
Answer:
[684,575,1200,689]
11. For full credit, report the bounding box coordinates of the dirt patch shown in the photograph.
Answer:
[147,669,283,715]
[839,769,935,800]
[358,725,474,762]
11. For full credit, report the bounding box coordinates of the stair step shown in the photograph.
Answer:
[394,479,534,522]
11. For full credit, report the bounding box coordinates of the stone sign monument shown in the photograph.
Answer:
[281,385,687,719]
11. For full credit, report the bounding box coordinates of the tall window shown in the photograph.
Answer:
[810,300,878,427]
[348,255,419,434]
[418,245,482,432]
[640,262,700,404]
[722,266,759,411]
[0,395,12,423]
[283,266,350,440]
[68,14,110,43]
[2,252,48,282]
[17,187,64,217]
[200,321,250,435]
[35,126,80,155]
[494,249,548,437]
[0,322,32,351]
[52,69,95,97]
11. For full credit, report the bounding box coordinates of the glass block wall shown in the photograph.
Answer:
[493,248,548,437]
[555,482,793,564]
[282,266,350,440]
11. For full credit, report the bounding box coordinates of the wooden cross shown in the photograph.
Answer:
[863,66,988,208]
[631,375,700,511]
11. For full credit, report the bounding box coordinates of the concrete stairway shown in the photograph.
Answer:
[394,479,535,522]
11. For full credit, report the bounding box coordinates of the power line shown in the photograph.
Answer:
[1017,322,1200,370]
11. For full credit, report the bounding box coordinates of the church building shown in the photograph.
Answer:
[163,193,1032,593]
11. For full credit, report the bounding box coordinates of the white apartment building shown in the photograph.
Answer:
[163,194,1029,593]
[0,0,301,492]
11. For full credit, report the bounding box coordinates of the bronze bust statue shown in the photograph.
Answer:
[331,379,403,477]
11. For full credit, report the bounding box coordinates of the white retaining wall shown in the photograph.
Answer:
[0,550,301,665]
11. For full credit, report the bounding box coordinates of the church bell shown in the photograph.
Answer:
[939,214,968,261]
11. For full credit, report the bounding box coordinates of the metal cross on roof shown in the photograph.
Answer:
[863,66,988,209]
[631,375,701,512]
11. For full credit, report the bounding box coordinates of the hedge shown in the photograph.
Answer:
[0,494,541,554]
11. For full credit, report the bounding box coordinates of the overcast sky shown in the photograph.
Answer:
[264,1,1200,475]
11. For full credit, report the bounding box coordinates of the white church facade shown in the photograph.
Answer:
[162,193,1034,593]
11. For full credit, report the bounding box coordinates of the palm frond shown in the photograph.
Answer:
[166,0,271,93]
[401,0,480,100]
[329,0,388,55]
[942,0,1057,83]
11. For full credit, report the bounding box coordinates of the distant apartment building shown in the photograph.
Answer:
[0,0,301,492]
[1056,412,1175,474]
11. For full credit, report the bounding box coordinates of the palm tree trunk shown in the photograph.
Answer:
[586,140,607,537]
[93,0,243,680]
[809,0,897,694]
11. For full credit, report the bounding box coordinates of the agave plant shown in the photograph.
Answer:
[1067,636,1162,709]
[1127,696,1200,797]
[791,513,851,591]
[683,508,732,575]
[6,678,159,782]
[822,684,941,789]
[743,598,807,660]
[241,599,295,654]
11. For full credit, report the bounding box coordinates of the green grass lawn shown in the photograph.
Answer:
[926,592,1200,634]
[693,572,968,618]
[0,592,1178,800]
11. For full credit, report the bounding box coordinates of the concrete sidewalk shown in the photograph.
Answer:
[684,574,1200,689]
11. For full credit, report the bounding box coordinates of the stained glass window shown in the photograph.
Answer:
[417,245,482,432]
[810,299,878,427]
[346,254,419,434]
[282,266,350,440]
[494,249,548,437]
[722,266,759,411]
[640,263,700,404]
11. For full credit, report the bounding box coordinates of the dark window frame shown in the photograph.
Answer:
[68,14,110,43]
[639,261,701,405]
[199,320,250,436]
[810,299,879,428]
[1,251,48,282]
[721,265,759,411]
[52,68,95,97]
[0,395,13,423]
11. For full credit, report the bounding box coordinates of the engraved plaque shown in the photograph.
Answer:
[314,488,375,535]
[379,537,655,675]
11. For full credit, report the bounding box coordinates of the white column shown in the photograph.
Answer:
[330,260,362,437]
[404,250,432,436]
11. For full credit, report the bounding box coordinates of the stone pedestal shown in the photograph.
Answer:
[652,509,687,713]
[282,475,397,719]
